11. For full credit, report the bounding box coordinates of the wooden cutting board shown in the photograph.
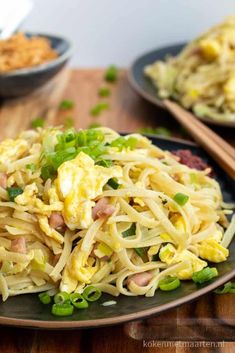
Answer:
[0,68,234,353]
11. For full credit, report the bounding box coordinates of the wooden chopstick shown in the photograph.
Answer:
[164,100,235,180]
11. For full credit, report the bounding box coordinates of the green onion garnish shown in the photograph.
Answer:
[159,276,181,291]
[7,187,23,202]
[54,291,70,304]
[40,128,108,180]
[88,122,102,129]
[139,126,172,137]
[214,281,235,294]
[38,292,51,305]
[173,192,189,206]
[31,117,45,128]
[104,65,118,82]
[82,286,102,302]
[192,267,218,284]
[64,117,74,128]
[70,293,89,309]
[90,102,109,117]
[110,136,137,150]
[96,159,112,168]
[26,163,36,172]
[134,247,148,258]
[123,223,136,238]
[98,87,111,97]
[51,303,74,316]
[107,178,120,189]
[59,99,74,110]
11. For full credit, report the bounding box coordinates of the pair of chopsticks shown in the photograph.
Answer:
[164,100,235,180]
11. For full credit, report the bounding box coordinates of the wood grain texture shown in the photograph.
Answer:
[0,69,234,353]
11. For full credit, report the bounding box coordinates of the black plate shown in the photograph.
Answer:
[128,44,235,128]
[0,32,72,97]
[0,135,234,329]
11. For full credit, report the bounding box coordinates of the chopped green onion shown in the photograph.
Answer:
[32,117,45,128]
[38,292,51,305]
[139,126,172,137]
[110,136,137,150]
[96,159,113,168]
[107,178,120,189]
[98,87,111,97]
[90,102,109,117]
[59,99,74,110]
[192,267,218,284]
[26,163,36,172]
[70,293,88,309]
[7,187,23,202]
[88,122,102,129]
[51,303,74,316]
[40,128,109,180]
[64,117,74,128]
[159,276,181,291]
[122,223,136,238]
[173,192,189,206]
[134,247,148,258]
[214,281,235,294]
[41,165,56,181]
[104,65,118,82]
[82,286,102,302]
[54,291,70,304]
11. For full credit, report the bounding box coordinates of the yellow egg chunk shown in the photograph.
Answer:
[60,241,98,293]
[159,244,207,280]
[0,138,28,164]
[224,77,235,100]
[197,238,229,263]
[199,39,221,60]
[56,152,122,230]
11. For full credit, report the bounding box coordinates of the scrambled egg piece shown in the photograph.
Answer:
[15,183,63,215]
[159,244,207,280]
[56,152,122,230]
[0,138,28,164]
[199,39,221,60]
[224,77,235,100]
[196,238,229,263]
[60,241,98,293]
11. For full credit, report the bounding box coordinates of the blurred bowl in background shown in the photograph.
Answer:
[0,32,72,98]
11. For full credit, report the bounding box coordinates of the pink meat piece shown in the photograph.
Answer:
[11,237,26,254]
[49,212,64,229]
[127,272,152,287]
[92,198,116,220]
[172,149,213,174]
[0,173,7,189]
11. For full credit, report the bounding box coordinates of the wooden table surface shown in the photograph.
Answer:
[0,69,234,353]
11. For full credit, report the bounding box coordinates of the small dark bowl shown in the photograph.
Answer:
[0,32,72,97]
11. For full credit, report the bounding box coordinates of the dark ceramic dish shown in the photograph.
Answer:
[0,135,234,329]
[128,43,235,128]
[0,32,72,97]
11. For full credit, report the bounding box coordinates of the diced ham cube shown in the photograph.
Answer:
[49,212,64,229]
[92,198,116,220]
[127,272,152,287]
[11,237,26,254]
[0,173,7,189]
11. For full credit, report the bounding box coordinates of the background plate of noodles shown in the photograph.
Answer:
[129,17,235,128]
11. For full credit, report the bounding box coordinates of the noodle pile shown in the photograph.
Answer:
[145,16,235,122]
[0,126,234,301]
